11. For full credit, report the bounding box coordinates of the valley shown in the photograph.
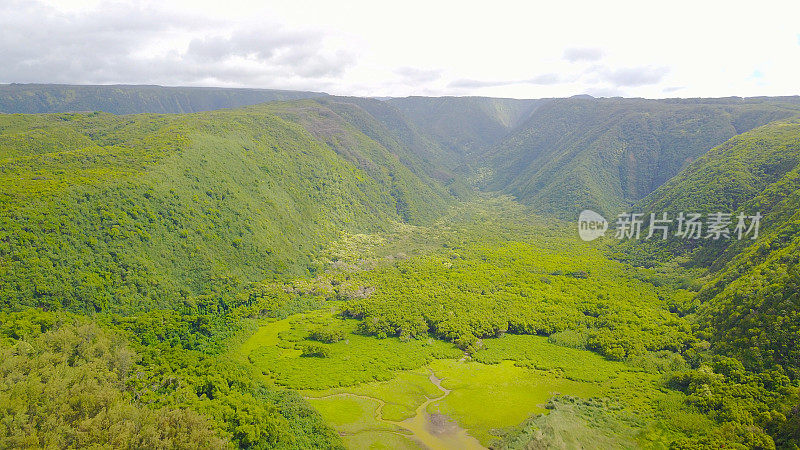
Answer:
[1,88,799,449]
[225,199,742,448]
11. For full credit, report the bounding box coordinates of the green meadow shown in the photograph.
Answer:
[238,309,705,448]
[3,91,800,448]
[232,214,716,448]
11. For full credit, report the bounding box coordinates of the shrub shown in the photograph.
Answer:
[300,343,330,358]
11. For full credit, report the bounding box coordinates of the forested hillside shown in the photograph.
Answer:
[0,96,460,448]
[0,84,326,114]
[614,118,800,380]
[0,99,453,314]
[275,97,471,196]
[3,86,800,449]
[385,96,545,158]
[6,86,800,221]
[319,97,469,190]
[481,97,800,217]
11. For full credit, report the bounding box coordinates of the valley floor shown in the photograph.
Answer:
[3,197,796,449]
[235,308,702,449]
[228,198,719,449]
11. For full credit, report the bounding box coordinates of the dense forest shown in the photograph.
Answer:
[1,86,800,449]
[614,117,800,379]
[481,97,800,217]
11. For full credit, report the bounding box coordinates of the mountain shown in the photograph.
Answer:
[384,96,546,158]
[481,97,800,217]
[4,85,800,448]
[617,117,800,378]
[6,86,800,220]
[0,83,326,114]
[318,97,457,184]
[0,99,452,314]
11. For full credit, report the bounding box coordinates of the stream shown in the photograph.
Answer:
[314,371,486,449]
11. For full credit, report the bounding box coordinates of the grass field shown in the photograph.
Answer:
[229,201,725,448]
[237,310,701,448]
[428,359,603,443]
[242,309,462,389]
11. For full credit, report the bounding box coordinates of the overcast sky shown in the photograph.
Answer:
[2,0,799,98]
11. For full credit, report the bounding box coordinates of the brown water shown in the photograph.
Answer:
[314,371,486,449]
[393,372,485,449]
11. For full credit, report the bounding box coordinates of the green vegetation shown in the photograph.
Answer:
[341,238,696,360]
[0,96,458,448]
[603,117,800,449]
[492,396,641,449]
[386,96,544,159]
[0,310,226,449]
[481,97,800,217]
[247,313,714,448]
[0,101,452,313]
[429,359,606,443]
[2,87,800,448]
[0,83,325,114]
[0,308,344,449]
[232,202,797,447]
[616,118,800,378]
[245,310,461,389]
[317,97,471,192]
[667,358,800,449]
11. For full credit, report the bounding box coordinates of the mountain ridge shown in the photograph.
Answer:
[0,83,328,114]
[480,96,800,217]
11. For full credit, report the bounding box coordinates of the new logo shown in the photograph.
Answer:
[578,210,608,241]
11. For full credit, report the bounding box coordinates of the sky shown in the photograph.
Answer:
[1,0,799,99]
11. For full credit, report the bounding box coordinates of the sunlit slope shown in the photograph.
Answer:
[265,98,458,215]
[0,83,326,114]
[482,97,800,217]
[317,97,470,190]
[618,118,800,378]
[0,101,453,313]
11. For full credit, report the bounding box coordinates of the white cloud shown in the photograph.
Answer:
[394,67,442,83]
[1,0,799,98]
[601,66,670,87]
[563,47,604,63]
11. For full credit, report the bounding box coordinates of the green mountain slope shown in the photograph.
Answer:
[482,97,800,217]
[319,97,465,186]
[0,100,452,314]
[617,118,800,378]
[385,96,546,158]
[0,84,326,114]
[5,86,800,448]
[270,97,468,200]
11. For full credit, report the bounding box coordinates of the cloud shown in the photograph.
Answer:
[0,0,356,87]
[2,0,795,98]
[448,73,562,89]
[185,28,353,78]
[601,66,670,87]
[394,67,442,83]
[575,65,670,95]
[563,47,604,62]
[448,79,511,89]
[528,73,561,85]
[186,29,319,62]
